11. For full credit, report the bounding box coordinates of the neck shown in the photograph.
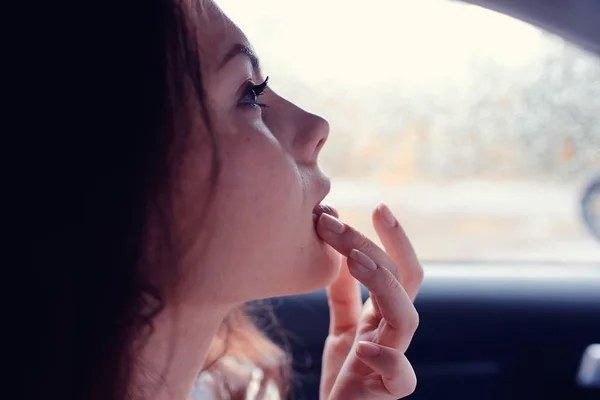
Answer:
[130,301,232,400]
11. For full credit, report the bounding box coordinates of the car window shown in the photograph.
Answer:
[217,0,600,263]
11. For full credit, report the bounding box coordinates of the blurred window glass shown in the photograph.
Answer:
[218,0,600,262]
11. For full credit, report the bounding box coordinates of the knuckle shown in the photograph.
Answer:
[403,260,423,285]
[345,226,375,253]
[402,372,417,397]
[385,273,401,294]
[395,303,419,335]
[398,364,418,397]
[385,359,417,398]
[388,355,406,377]
[411,263,424,285]
[406,308,420,333]
[353,234,374,254]
[372,268,398,295]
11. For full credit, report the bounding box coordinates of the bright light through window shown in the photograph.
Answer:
[217,0,600,263]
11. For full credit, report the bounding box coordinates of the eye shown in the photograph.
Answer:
[239,77,269,109]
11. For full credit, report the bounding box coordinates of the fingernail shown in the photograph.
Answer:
[349,249,378,271]
[377,202,397,227]
[357,341,381,358]
[319,213,346,234]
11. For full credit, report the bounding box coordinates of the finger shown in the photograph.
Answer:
[355,341,417,398]
[368,296,382,320]
[347,250,419,350]
[326,257,362,335]
[317,213,401,284]
[373,203,424,301]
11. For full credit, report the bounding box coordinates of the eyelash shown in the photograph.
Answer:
[239,77,269,109]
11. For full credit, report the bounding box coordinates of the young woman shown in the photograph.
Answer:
[12,0,423,399]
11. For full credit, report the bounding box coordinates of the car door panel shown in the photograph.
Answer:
[269,263,600,400]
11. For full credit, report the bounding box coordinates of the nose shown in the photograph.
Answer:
[293,111,330,165]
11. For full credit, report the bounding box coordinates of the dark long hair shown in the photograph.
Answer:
[7,0,289,399]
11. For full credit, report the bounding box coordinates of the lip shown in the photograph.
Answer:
[313,203,339,219]
[312,176,339,219]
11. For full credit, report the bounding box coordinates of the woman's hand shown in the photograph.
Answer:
[317,203,423,400]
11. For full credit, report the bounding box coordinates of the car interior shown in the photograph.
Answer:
[224,0,600,399]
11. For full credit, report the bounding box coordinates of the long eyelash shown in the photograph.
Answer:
[240,77,270,109]
[253,76,269,96]
[252,76,269,108]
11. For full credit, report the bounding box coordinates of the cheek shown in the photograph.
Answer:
[223,144,300,221]
[220,119,302,218]
[214,136,305,253]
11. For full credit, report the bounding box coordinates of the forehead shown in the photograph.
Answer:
[196,1,250,72]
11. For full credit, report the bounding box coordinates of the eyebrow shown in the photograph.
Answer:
[219,43,261,75]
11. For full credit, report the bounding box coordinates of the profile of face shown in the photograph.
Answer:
[169,1,341,305]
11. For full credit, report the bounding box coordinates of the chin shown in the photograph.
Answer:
[316,241,343,284]
[294,208,343,293]
[286,240,342,296]
[260,207,343,298]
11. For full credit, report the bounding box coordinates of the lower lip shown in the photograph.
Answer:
[312,203,339,225]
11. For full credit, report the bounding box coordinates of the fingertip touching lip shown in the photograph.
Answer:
[313,203,339,219]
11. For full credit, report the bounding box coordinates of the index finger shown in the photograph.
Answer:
[316,213,402,285]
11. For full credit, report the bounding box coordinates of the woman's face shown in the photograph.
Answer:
[174,1,341,305]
